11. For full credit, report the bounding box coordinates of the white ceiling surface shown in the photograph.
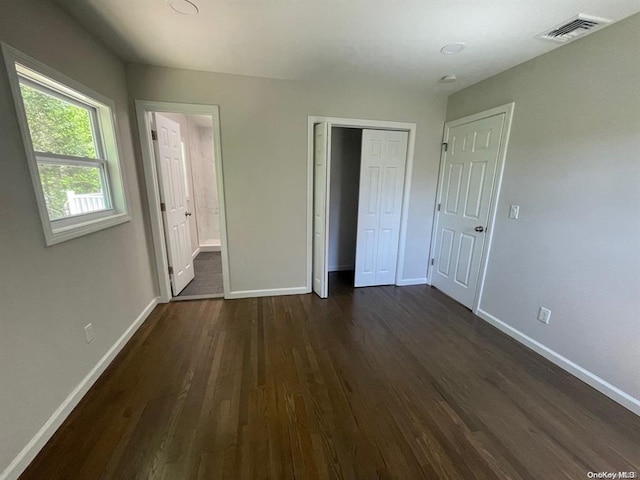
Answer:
[54,0,640,91]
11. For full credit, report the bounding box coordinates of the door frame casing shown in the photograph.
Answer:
[428,102,515,314]
[306,116,418,293]
[135,100,230,302]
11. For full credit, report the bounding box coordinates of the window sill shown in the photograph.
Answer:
[46,212,131,246]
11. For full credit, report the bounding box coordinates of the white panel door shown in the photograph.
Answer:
[354,130,408,287]
[313,122,330,298]
[153,113,195,296]
[432,113,505,308]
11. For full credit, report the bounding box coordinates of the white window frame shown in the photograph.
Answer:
[2,43,130,245]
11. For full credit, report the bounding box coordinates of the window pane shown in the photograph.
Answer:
[19,81,98,158]
[37,163,108,220]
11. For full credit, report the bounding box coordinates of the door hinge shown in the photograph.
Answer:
[160,202,166,212]
[151,129,158,141]
[442,142,448,152]
[168,266,173,275]
[430,258,435,266]
[437,203,441,211]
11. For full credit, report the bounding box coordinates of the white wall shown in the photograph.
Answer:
[190,126,220,247]
[446,14,640,409]
[0,0,157,476]
[328,127,361,272]
[126,65,447,293]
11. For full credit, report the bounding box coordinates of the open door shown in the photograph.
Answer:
[354,129,408,287]
[312,122,330,298]
[431,113,505,308]
[152,113,195,296]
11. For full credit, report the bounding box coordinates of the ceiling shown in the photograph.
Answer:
[53,0,640,92]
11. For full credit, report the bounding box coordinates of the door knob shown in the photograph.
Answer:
[185,211,192,217]
[474,226,484,232]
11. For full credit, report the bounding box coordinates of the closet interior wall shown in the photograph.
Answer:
[328,127,362,272]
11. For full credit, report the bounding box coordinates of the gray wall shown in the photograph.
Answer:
[0,0,156,473]
[446,14,640,402]
[328,127,362,272]
[126,64,448,292]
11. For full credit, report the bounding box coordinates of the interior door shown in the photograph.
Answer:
[354,129,408,287]
[312,122,330,298]
[153,113,195,296]
[431,113,505,308]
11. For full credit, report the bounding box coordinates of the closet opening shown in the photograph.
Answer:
[327,127,362,292]
[308,116,417,298]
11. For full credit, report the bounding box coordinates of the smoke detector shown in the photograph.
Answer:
[440,75,458,84]
[441,43,465,55]
[168,0,199,15]
[536,14,611,43]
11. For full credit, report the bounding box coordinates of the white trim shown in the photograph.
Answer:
[476,308,640,416]
[307,116,417,296]
[396,277,428,286]
[0,297,160,480]
[191,247,201,260]
[135,101,230,302]
[427,103,515,310]
[226,286,309,300]
[1,43,131,246]
[199,245,221,252]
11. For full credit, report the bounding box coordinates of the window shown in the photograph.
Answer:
[2,44,130,245]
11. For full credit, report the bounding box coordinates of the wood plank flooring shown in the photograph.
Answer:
[20,273,640,479]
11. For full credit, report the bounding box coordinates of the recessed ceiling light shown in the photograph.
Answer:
[168,0,199,15]
[440,74,458,83]
[440,43,465,55]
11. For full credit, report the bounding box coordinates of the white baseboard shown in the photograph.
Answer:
[226,286,310,299]
[199,245,221,252]
[476,307,640,416]
[396,277,428,286]
[1,297,160,480]
[191,247,201,260]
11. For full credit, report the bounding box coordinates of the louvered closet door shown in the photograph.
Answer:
[312,122,330,298]
[354,130,408,287]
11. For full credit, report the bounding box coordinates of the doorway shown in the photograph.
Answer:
[308,117,417,298]
[429,103,515,312]
[136,101,230,302]
[327,127,361,277]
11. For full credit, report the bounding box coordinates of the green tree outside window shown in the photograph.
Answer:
[20,83,103,219]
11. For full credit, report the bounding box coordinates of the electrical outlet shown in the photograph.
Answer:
[509,205,520,219]
[537,307,551,324]
[84,323,95,343]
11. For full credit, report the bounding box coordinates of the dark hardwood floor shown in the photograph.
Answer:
[20,273,639,479]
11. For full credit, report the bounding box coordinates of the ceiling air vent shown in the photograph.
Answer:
[537,14,612,43]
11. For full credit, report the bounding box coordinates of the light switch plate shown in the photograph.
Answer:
[509,205,520,219]
[84,323,95,343]
[537,307,551,324]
